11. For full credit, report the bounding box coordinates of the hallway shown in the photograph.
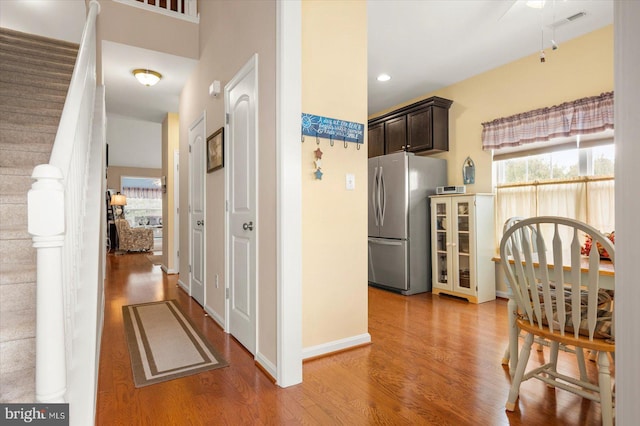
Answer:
[96,253,605,425]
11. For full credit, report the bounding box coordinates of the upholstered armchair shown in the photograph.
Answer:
[115,219,153,252]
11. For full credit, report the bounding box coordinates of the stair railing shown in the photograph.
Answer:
[27,0,104,422]
[113,0,199,22]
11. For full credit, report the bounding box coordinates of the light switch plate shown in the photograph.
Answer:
[346,173,355,190]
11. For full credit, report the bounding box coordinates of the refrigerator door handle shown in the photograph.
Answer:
[372,166,379,226]
[379,167,386,226]
[368,237,403,246]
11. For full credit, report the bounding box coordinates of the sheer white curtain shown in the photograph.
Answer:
[496,178,614,251]
[537,181,586,220]
[495,186,536,249]
[587,179,615,233]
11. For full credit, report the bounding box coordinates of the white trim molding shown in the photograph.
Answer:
[177,278,189,293]
[614,1,640,423]
[205,306,225,330]
[276,0,303,388]
[255,353,277,380]
[160,265,178,275]
[302,334,372,360]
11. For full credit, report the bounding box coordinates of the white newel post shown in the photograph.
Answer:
[28,164,67,403]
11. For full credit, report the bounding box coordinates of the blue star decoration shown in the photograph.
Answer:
[314,168,323,180]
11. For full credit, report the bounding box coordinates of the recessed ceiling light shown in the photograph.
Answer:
[132,69,162,86]
[377,74,391,82]
[526,0,546,9]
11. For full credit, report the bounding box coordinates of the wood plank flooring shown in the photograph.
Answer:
[96,253,606,425]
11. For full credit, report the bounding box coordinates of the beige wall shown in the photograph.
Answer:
[106,166,161,192]
[301,1,368,349]
[96,0,198,60]
[178,0,277,365]
[369,26,612,295]
[370,25,614,195]
[162,113,179,272]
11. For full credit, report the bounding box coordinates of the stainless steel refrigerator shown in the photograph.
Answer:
[368,152,447,295]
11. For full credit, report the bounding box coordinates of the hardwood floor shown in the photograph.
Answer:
[96,253,606,425]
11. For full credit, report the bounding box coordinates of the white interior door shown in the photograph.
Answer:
[226,55,258,354]
[189,114,205,306]
[173,149,180,272]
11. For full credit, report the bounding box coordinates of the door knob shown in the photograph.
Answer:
[242,221,254,231]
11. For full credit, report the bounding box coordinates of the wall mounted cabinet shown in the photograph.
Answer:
[367,96,453,158]
[367,122,385,158]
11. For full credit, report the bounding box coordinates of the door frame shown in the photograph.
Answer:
[173,149,180,273]
[224,55,259,349]
[188,112,206,303]
[276,0,302,387]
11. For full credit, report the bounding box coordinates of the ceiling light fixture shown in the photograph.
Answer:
[377,74,391,82]
[526,0,546,9]
[132,69,162,87]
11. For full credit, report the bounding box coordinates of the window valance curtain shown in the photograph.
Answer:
[482,91,614,151]
[122,187,162,199]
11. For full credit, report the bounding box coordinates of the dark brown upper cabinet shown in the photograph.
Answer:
[384,116,407,153]
[367,96,453,158]
[367,122,385,158]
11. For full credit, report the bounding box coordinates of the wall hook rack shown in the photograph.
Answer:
[301,112,364,149]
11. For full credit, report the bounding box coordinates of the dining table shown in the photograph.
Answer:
[492,254,614,376]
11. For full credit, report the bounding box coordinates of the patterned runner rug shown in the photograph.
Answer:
[122,300,228,387]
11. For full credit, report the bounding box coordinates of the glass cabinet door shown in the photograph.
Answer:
[433,200,450,288]
[455,200,471,290]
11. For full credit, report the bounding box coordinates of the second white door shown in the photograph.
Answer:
[226,55,258,354]
[189,114,205,306]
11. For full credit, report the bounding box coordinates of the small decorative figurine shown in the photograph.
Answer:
[314,148,324,180]
[463,157,475,184]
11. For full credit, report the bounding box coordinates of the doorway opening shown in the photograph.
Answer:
[120,176,163,253]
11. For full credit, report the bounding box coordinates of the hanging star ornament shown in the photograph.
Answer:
[314,148,323,159]
[314,159,322,169]
[314,168,323,180]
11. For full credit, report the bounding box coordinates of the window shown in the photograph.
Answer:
[495,142,614,185]
[121,176,163,227]
[493,136,615,249]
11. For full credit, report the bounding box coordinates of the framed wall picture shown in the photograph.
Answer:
[207,127,224,173]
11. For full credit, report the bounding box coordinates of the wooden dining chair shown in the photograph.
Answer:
[500,216,615,426]
[500,217,588,380]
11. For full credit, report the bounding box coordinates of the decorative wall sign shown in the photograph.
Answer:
[301,113,364,145]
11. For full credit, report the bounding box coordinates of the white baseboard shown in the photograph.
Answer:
[302,333,372,360]
[177,279,189,294]
[205,305,225,329]
[496,290,510,299]
[160,265,178,274]
[255,352,277,381]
